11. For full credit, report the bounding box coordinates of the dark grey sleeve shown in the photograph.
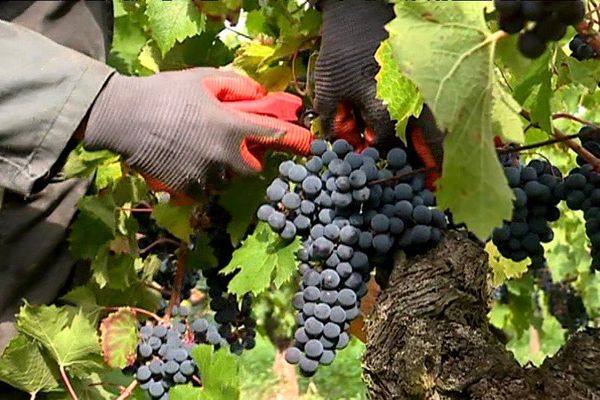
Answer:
[0,19,114,195]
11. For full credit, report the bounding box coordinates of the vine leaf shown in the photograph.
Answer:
[0,335,60,395]
[70,195,117,260]
[219,155,284,245]
[100,308,139,369]
[220,222,301,297]
[387,2,518,238]
[188,235,218,271]
[16,303,102,377]
[170,345,241,399]
[375,39,423,139]
[152,203,195,243]
[145,0,206,56]
[485,242,529,286]
[513,53,552,134]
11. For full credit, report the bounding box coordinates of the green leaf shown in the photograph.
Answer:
[152,203,195,243]
[375,39,422,138]
[513,53,553,134]
[70,195,117,260]
[95,160,123,190]
[219,155,283,245]
[192,345,240,400]
[16,304,101,372]
[387,2,515,238]
[112,175,149,206]
[564,57,600,91]
[492,81,525,143]
[91,246,137,290]
[188,235,218,271]
[221,223,301,297]
[245,10,268,37]
[0,335,60,395]
[141,254,163,282]
[100,309,139,369]
[146,0,206,56]
[109,15,148,74]
[170,385,203,400]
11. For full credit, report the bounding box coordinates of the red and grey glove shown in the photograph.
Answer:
[83,68,312,195]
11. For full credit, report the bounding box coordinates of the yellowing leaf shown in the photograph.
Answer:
[486,242,529,286]
[100,308,139,369]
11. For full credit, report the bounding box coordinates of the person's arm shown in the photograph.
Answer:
[0,20,114,196]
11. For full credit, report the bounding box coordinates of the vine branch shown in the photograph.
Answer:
[520,109,600,170]
[139,238,182,255]
[165,244,189,320]
[115,380,138,400]
[59,365,78,400]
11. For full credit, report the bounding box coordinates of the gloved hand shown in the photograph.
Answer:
[315,0,444,189]
[314,0,396,150]
[83,68,312,194]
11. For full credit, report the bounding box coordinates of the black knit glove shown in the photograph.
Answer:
[314,0,395,148]
[83,68,311,194]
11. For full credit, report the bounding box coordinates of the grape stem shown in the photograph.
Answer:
[139,237,182,255]
[115,380,138,400]
[497,132,593,154]
[59,365,78,400]
[120,207,153,213]
[102,307,162,322]
[575,20,600,56]
[165,244,189,320]
[519,109,600,170]
[368,167,431,186]
[552,112,598,127]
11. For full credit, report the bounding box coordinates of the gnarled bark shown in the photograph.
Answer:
[364,231,600,400]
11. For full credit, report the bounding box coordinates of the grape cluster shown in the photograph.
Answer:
[492,159,562,268]
[258,139,447,375]
[569,34,598,61]
[557,127,600,271]
[203,268,257,354]
[534,264,589,331]
[134,308,225,399]
[495,0,586,59]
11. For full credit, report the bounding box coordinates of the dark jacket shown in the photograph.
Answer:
[0,1,114,353]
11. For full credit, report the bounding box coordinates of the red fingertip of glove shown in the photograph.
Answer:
[225,92,303,122]
[364,127,377,147]
[240,117,313,171]
[494,136,505,148]
[334,102,365,151]
[142,174,196,206]
[409,126,441,190]
[203,75,267,101]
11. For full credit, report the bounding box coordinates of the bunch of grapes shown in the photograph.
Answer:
[257,139,447,375]
[203,268,257,354]
[569,34,598,61]
[494,0,586,59]
[492,158,562,268]
[134,308,227,399]
[534,263,589,330]
[556,128,600,271]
